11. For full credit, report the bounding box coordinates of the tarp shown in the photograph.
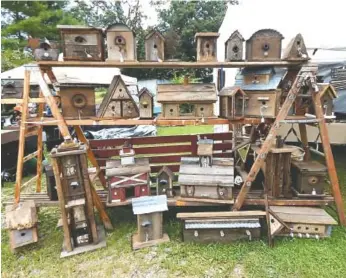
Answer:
[86,125,157,140]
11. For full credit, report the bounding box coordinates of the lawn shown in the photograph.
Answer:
[1,126,346,278]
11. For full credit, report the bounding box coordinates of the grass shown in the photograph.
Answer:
[1,127,346,278]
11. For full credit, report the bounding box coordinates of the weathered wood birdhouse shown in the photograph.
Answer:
[106,23,136,61]
[138,87,154,119]
[157,166,174,197]
[195,32,219,62]
[33,39,59,61]
[1,79,24,99]
[157,83,217,119]
[282,33,309,60]
[132,195,170,250]
[58,25,104,61]
[308,84,337,117]
[246,29,284,61]
[197,136,214,167]
[145,30,165,61]
[225,30,244,61]
[97,75,139,118]
[60,85,96,119]
[219,86,248,119]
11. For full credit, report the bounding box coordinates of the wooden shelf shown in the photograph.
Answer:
[37,60,307,69]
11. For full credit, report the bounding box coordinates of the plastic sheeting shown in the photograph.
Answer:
[86,125,157,140]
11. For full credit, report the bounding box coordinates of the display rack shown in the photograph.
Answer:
[3,60,345,227]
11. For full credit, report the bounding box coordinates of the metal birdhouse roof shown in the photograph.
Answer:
[132,195,168,215]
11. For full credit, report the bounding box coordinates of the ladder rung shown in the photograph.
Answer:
[0,98,46,104]
[21,175,38,189]
[23,151,39,162]
[280,118,321,124]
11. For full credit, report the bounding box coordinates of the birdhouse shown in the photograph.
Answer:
[138,87,154,119]
[119,142,135,165]
[1,79,24,99]
[106,23,136,61]
[132,195,170,250]
[195,32,219,62]
[308,84,337,117]
[57,25,104,61]
[225,30,244,61]
[197,136,214,167]
[145,30,165,61]
[97,75,139,118]
[282,33,309,60]
[33,39,59,61]
[219,86,248,119]
[157,166,174,197]
[59,85,96,119]
[246,29,284,61]
[157,83,217,119]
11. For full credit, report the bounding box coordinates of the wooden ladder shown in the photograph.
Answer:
[232,64,346,226]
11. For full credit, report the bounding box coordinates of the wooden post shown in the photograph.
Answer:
[311,90,346,226]
[90,185,113,230]
[298,124,311,161]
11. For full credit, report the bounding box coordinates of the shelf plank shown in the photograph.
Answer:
[1,98,46,104]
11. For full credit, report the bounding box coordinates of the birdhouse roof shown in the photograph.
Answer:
[247,29,284,41]
[226,30,244,42]
[318,83,338,98]
[132,195,168,215]
[57,25,103,31]
[145,30,165,41]
[106,23,135,36]
[195,32,220,38]
[241,67,275,75]
[157,166,174,178]
[138,87,154,98]
[219,86,247,97]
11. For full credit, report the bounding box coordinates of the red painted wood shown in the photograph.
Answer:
[135,184,149,197]
[110,188,126,202]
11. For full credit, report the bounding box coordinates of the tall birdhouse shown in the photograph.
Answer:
[106,23,136,61]
[58,25,104,61]
[282,33,309,60]
[97,75,139,118]
[197,136,214,167]
[138,87,154,119]
[219,86,248,119]
[145,30,165,61]
[195,32,219,62]
[246,29,284,61]
[308,84,337,117]
[225,30,244,61]
[157,166,174,197]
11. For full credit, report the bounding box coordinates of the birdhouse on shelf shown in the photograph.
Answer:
[138,87,154,119]
[157,166,174,197]
[106,23,136,62]
[282,33,309,61]
[145,30,165,62]
[132,195,170,250]
[219,86,248,119]
[57,25,104,61]
[97,75,139,118]
[246,29,284,61]
[308,84,337,117]
[195,32,219,62]
[33,38,59,61]
[119,142,135,165]
[225,30,244,61]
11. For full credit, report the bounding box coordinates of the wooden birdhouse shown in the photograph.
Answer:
[119,141,135,165]
[219,86,248,119]
[157,166,174,197]
[97,75,139,118]
[106,23,136,61]
[308,84,337,117]
[33,39,59,61]
[225,30,244,61]
[197,136,214,167]
[60,85,96,119]
[138,87,154,119]
[282,33,309,60]
[195,32,219,62]
[145,30,165,61]
[132,195,170,250]
[1,79,24,99]
[58,25,104,61]
[157,83,217,119]
[246,29,284,61]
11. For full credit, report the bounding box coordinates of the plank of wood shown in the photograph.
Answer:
[132,233,170,250]
[177,211,266,219]
[105,158,151,176]
[178,174,234,186]
[0,98,46,104]
[177,197,234,205]
[179,164,234,176]
[23,151,38,163]
[181,157,234,166]
[271,212,337,225]
[270,206,331,215]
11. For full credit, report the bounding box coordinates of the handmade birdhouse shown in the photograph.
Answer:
[119,142,135,165]
[97,75,139,118]
[234,67,284,119]
[5,200,38,251]
[179,157,234,201]
[59,85,96,119]
[145,30,165,61]
[225,30,244,61]
[33,39,59,61]
[282,33,308,60]
[195,32,219,62]
[219,86,248,119]
[58,25,104,61]
[138,87,154,119]
[308,84,337,117]
[157,83,217,119]
[132,195,170,250]
[246,29,284,61]
[197,136,214,167]
[51,141,103,257]
[157,166,174,197]
[1,79,24,99]
[106,23,136,61]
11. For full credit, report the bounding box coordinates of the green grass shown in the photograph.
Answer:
[157,125,214,136]
[2,131,346,278]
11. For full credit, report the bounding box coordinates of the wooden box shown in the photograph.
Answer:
[138,88,154,119]
[246,29,284,61]
[244,90,281,118]
[195,32,219,62]
[106,23,136,61]
[178,157,234,200]
[225,30,244,61]
[219,87,247,119]
[60,86,96,119]
[291,160,327,196]
[157,166,174,197]
[9,227,38,249]
[145,30,165,61]
[1,79,24,99]
[58,25,104,61]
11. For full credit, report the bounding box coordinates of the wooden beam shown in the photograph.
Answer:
[0,98,46,104]
[21,175,38,189]
[298,123,311,161]
[23,151,38,163]
[244,197,334,206]
[36,80,45,193]
[90,185,113,230]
